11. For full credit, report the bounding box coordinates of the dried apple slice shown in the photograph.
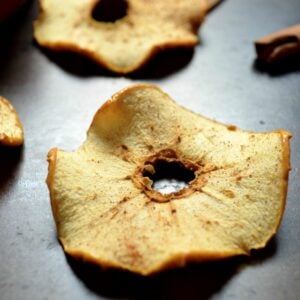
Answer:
[34,0,218,73]
[47,85,291,275]
[0,96,24,146]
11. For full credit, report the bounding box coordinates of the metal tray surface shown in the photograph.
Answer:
[0,0,300,299]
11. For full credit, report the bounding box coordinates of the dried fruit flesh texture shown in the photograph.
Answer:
[47,85,291,275]
[34,0,209,73]
[0,96,24,146]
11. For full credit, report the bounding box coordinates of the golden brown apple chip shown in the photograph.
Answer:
[47,85,291,275]
[0,96,24,146]
[34,0,220,73]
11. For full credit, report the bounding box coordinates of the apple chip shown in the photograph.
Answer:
[0,96,24,146]
[47,85,291,275]
[34,0,218,73]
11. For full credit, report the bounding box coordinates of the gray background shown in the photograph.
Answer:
[0,0,300,299]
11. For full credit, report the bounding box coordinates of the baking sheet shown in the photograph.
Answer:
[1,0,300,299]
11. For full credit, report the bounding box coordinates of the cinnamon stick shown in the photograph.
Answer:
[255,24,300,63]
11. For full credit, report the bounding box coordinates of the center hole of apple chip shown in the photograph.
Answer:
[92,0,128,23]
[143,159,196,194]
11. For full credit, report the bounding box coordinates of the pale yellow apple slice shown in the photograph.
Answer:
[0,96,24,146]
[47,85,291,275]
[34,0,215,73]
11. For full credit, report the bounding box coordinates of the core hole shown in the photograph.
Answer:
[92,0,128,23]
[143,160,196,194]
